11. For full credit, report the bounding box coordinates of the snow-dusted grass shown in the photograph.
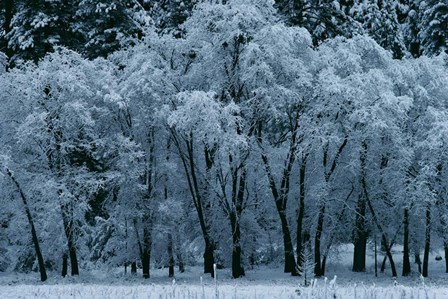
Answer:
[2,283,448,299]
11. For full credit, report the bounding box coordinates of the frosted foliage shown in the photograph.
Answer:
[168,91,247,153]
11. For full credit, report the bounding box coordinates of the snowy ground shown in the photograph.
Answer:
[1,245,448,298]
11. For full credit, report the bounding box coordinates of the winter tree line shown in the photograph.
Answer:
[1,0,448,282]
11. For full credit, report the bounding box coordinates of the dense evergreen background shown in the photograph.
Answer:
[1,0,448,62]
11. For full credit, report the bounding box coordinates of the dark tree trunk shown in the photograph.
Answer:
[381,255,387,272]
[402,208,411,276]
[375,236,378,277]
[314,204,325,276]
[423,202,431,277]
[61,206,79,276]
[204,241,215,276]
[258,119,299,276]
[444,244,448,273]
[168,233,174,277]
[230,213,245,278]
[69,243,79,276]
[385,243,398,277]
[142,227,151,279]
[415,254,422,273]
[380,235,397,277]
[296,154,307,270]
[353,142,368,272]
[352,232,367,272]
[352,198,367,272]
[321,256,327,276]
[62,253,68,277]
[229,163,246,278]
[142,249,150,279]
[171,132,215,277]
[131,261,137,274]
[6,169,47,282]
[365,180,397,277]
[278,207,298,275]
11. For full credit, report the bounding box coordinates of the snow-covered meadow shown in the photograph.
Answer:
[1,279,448,299]
[2,256,448,299]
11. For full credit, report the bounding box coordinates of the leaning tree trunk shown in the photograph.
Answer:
[314,137,348,277]
[258,118,299,276]
[260,151,298,275]
[402,208,411,276]
[171,131,215,277]
[277,207,297,274]
[365,183,397,277]
[6,169,47,282]
[423,202,431,277]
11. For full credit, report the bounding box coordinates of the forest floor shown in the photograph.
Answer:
[1,244,448,298]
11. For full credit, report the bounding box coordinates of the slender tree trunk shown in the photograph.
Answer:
[444,243,448,273]
[61,253,68,277]
[296,153,307,271]
[414,253,422,273]
[61,207,79,276]
[365,184,397,277]
[230,213,245,278]
[375,236,378,277]
[131,262,137,274]
[352,206,367,273]
[172,132,215,277]
[260,151,298,275]
[402,208,411,276]
[6,169,47,282]
[353,142,368,272]
[142,227,151,279]
[314,204,325,276]
[277,208,297,275]
[68,243,79,276]
[204,240,214,275]
[383,238,398,277]
[258,119,299,276]
[229,163,246,278]
[168,233,174,277]
[381,255,387,272]
[423,202,431,277]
